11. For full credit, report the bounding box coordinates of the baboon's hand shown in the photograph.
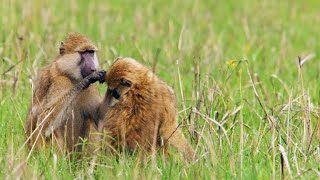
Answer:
[88,70,106,84]
[81,70,106,90]
[98,70,106,84]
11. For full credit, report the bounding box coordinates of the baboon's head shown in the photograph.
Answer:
[57,32,99,80]
[105,57,153,102]
[59,32,98,54]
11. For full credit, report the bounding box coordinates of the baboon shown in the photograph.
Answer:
[99,57,197,161]
[25,32,105,154]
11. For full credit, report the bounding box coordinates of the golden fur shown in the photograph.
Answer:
[99,57,197,161]
[60,32,98,54]
[25,32,102,154]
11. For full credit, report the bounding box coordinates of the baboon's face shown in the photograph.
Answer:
[79,50,98,78]
[106,57,138,96]
[107,79,132,99]
[57,32,99,80]
[105,57,150,106]
[106,79,132,106]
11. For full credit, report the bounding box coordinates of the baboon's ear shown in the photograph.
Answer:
[121,79,132,87]
[115,57,123,61]
[59,41,65,55]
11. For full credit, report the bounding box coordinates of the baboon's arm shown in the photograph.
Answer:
[44,71,105,137]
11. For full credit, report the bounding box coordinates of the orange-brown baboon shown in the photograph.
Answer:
[25,32,105,154]
[99,57,197,161]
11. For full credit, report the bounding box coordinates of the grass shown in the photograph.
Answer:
[1,0,320,179]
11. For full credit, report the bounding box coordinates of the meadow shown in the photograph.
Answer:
[0,0,320,179]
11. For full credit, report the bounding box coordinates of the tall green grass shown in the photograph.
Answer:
[0,0,319,179]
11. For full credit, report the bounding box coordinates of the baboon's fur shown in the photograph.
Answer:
[99,57,197,161]
[25,32,103,154]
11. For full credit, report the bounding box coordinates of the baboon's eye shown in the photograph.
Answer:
[59,41,65,55]
[121,79,132,87]
[81,50,95,54]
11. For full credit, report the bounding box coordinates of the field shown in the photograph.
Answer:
[1,0,320,179]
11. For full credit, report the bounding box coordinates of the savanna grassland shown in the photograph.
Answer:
[0,0,320,179]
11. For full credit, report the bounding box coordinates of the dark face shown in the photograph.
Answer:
[108,88,121,99]
[80,50,98,78]
[107,79,132,99]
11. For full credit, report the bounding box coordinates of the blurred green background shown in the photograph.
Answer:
[0,0,319,179]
